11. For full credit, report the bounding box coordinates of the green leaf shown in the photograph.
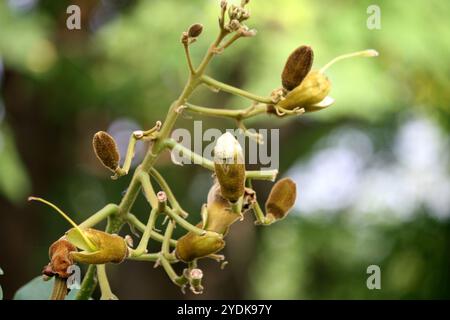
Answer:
[13,276,79,300]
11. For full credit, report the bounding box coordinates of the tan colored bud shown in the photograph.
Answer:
[66,228,128,264]
[276,71,331,111]
[214,133,245,203]
[281,45,314,90]
[92,131,120,172]
[175,225,225,263]
[204,183,241,235]
[265,178,297,221]
[188,23,203,38]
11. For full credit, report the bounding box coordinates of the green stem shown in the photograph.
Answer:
[97,264,117,300]
[159,254,188,287]
[201,75,273,104]
[133,208,159,256]
[75,265,97,300]
[79,204,118,229]
[165,207,207,236]
[163,138,215,170]
[246,169,278,181]
[162,220,175,258]
[126,213,177,246]
[139,170,159,208]
[150,168,187,217]
[252,201,272,225]
[127,253,160,262]
[183,43,196,75]
[184,102,267,120]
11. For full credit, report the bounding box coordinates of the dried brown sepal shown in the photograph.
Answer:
[92,131,120,172]
[276,71,331,111]
[42,238,77,279]
[282,45,314,91]
[188,23,203,38]
[265,178,297,221]
[175,225,225,262]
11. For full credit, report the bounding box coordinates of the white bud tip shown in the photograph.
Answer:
[363,49,379,57]
[214,132,243,160]
[190,268,203,280]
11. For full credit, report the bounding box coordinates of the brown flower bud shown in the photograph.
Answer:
[66,228,128,264]
[175,226,225,262]
[214,133,245,203]
[276,71,331,111]
[188,23,203,38]
[265,178,297,221]
[92,131,120,172]
[281,45,314,90]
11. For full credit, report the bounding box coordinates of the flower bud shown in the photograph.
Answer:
[188,23,203,38]
[281,45,314,91]
[66,228,128,264]
[175,226,225,263]
[204,183,240,235]
[214,132,245,203]
[92,131,120,173]
[188,268,204,295]
[265,178,296,222]
[276,71,331,111]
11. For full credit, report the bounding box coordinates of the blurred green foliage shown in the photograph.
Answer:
[0,0,449,299]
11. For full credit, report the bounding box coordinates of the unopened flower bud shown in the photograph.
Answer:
[175,227,225,263]
[66,228,128,264]
[265,178,297,222]
[188,23,203,38]
[92,131,120,173]
[276,71,331,111]
[282,45,314,91]
[214,133,245,203]
[188,268,204,295]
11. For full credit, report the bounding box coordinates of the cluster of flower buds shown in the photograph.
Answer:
[220,0,256,37]
[181,23,204,45]
[175,132,296,263]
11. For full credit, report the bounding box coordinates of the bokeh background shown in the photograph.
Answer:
[1,0,449,299]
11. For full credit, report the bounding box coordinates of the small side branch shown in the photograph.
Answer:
[201,75,273,104]
[132,208,159,256]
[79,204,118,229]
[138,171,159,208]
[126,213,177,247]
